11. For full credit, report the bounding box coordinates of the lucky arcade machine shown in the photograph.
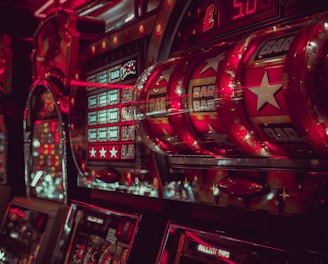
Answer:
[0,8,104,264]
[50,1,160,263]
[67,1,168,263]
[68,0,328,263]
[66,0,328,263]
[136,0,328,263]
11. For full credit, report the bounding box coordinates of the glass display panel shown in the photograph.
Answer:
[24,82,68,203]
[157,223,322,263]
[0,204,48,263]
[217,0,278,33]
[70,57,158,197]
[61,201,141,264]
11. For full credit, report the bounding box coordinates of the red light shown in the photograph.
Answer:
[113,36,118,45]
[155,24,163,37]
[166,0,173,7]
[202,4,215,32]
[91,45,96,54]
[139,24,145,34]
[50,121,56,132]
[40,145,44,154]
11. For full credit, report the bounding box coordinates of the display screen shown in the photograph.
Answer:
[86,69,136,163]
[31,119,65,199]
[0,205,48,263]
[171,0,279,53]
[156,223,321,263]
[217,0,278,32]
[70,56,161,195]
[70,58,139,171]
[24,82,68,203]
[64,202,140,264]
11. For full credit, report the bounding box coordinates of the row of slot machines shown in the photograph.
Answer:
[1,0,328,263]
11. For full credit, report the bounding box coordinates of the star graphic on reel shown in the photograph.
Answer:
[207,124,232,146]
[200,53,225,74]
[89,147,97,157]
[110,146,118,158]
[156,67,175,85]
[248,70,282,111]
[99,147,107,158]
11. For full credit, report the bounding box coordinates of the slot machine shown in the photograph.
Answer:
[52,200,141,264]
[138,0,328,262]
[67,1,168,263]
[63,0,328,263]
[0,9,105,264]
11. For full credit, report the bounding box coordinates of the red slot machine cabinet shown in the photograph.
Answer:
[69,1,163,197]
[135,0,328,263]
[68,1,168,263]
[0,196,67,264]
[51,201,141,264]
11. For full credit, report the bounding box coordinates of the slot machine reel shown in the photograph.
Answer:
[134,57,194,155]
[167,44,247,157]
[217,14,328,158]
[284,12,328,155]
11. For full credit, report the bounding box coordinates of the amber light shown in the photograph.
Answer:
[91,45,96,54]
[138,24,144,35]
[113,36,118,45]
[155,24,163,36]
[102,41,107,49]
[166,0,174,7]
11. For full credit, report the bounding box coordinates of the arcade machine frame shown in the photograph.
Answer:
[57,0,328,263]
[142,0,328,263]
[67,1,169,263]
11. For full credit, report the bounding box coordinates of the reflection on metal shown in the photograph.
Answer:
[168,155,328,172]
[217,175,268,197]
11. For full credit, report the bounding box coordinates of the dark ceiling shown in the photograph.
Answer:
[0,0,44,38]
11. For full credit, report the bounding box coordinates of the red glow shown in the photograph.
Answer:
[202,4,215,32]
[160,249,169,264]
[155,24,163,37]
[50,121,57,132]
[139,24,145,34]
[9,207,25,218]
[166,0,173,7]
[34,0,68,18]
[113,36,118,45]
[54,132,60,143]
[185,231,236,264]
[91,45,96,54]
[40,145,44,154]
[232,0,273,20]
[71,80,134,90]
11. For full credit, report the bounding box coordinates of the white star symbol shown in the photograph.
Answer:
[110,147,118,157]
[99,147,107,157]
[207,124,232,145]
[200,53,225,74]
[90,148,97,157]
[156,67,175,84]
[248,71,282,111]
